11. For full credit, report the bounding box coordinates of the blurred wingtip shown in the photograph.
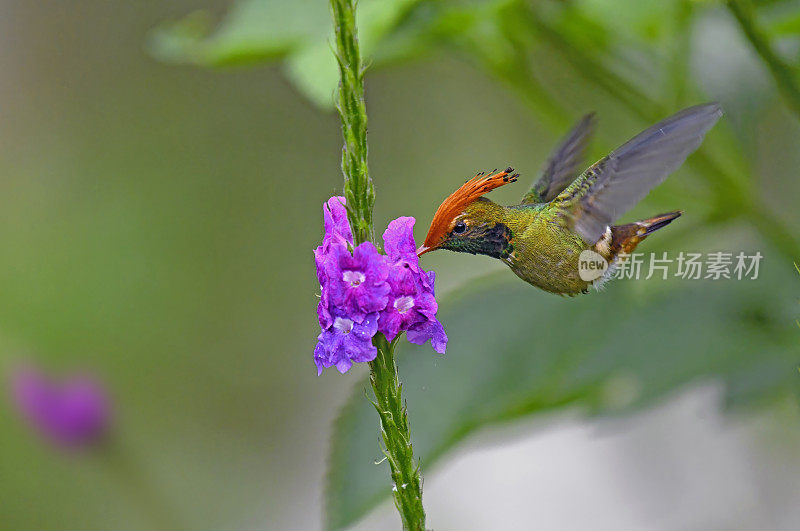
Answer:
[692,101,724,120]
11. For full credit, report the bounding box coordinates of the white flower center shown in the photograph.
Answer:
[393,296,415,314]
[343,270,366,287]
[333,317,354,334]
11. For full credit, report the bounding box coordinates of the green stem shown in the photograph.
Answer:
[368,335,426,530]
[331,0,374,246]
[329,1,426,528]
[727,0,800,123]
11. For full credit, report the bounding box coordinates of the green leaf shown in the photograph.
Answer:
[326,259,799,529]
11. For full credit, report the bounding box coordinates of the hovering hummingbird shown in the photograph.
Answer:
[417,103,723,295]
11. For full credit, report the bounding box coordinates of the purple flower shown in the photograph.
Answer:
[378,267,431,340]
[316,196,358,329]
[9,365,111,449]
[314,312,378,374]
[317,285,333,329]
[378,218,447,352]
[407,318,448,354]
[314,245,328,285]
[315,247,334,328]
[383,216,418,263]
[382,217,434,291]
[313,198,448,374]
[322,196,352,248]
[325,242,390,321]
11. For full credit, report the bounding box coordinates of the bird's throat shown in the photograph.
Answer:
[442,221,514,259]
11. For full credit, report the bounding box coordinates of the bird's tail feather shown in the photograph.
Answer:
[606,211,682,255]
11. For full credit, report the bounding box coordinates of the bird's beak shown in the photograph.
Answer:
[416,245,433,257]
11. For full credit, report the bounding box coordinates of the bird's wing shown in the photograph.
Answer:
[521,113,596,204]
[552,103,722,244]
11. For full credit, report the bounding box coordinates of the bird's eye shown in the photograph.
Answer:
[452,221,467,234]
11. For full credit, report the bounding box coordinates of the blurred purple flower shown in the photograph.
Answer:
[10,365,111,449]
[314,312,379,374]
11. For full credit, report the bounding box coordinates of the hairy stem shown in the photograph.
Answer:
[727,0,800,123]
[329,1,426,528]
[368,335,426,530]
[331,0,374,246]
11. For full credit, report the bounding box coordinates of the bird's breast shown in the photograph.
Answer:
[504,217,592,295]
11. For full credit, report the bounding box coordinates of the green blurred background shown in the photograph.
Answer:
[0,0,798,529]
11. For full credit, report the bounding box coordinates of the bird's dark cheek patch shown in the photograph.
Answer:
[442,223,513,259]
[483,222,513,259]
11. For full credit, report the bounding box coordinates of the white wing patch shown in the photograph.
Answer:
[592,226,617,291]
[594,225,613,256]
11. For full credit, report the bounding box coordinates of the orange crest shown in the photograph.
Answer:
[418,167,518,255]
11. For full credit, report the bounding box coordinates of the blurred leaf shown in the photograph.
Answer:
[149,0,424,108]
[284,43,340,109]
[326,263,799,529]
[148,0,330,65]
[574,0,679,42]
[149,0,535,108]
[765,7,800,36]
[372,0,526,66]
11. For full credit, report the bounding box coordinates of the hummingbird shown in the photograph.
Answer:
[417,103,723,295]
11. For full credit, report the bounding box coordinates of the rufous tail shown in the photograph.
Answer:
[595,211,682,258]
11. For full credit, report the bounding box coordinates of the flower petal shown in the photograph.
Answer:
[335,357,353,374]
[382,216,418,263]
[407,319,448,354]
[323,196,353,245]
[352,312,379,341]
